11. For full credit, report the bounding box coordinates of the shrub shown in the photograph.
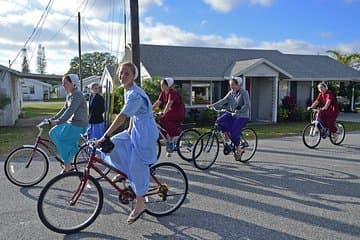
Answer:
[202,108,217,123]
[282,95,296,111]
[277,107,289,122]
[0,94,11,110]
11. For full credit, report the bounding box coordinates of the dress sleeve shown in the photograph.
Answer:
[121,91,143,117]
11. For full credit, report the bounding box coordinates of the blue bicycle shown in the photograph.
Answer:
[302,108,345,148]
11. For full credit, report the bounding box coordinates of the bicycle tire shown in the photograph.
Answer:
[176,129,201,162]
[37,171,103,234]
[237,128,258,162]
[302,123,321,148]
[145,162,188,217]
[192,132,219,170]
[329,122,345,145]
[73,144,111,180]
[4,146,49,187]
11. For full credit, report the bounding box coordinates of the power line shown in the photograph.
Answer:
[10,0,53,68]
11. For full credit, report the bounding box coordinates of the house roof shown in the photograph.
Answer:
[139,44,360,81]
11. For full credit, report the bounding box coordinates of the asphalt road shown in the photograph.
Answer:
[1,132,359,240]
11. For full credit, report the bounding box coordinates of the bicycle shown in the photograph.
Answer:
[192,107,258,170]
[154,112,201,161]
[4,120,96,187]
[302,108,345,148]
[4,120,64,187]
[37,140,188,234]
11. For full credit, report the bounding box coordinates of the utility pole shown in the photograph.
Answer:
[78,12,82,91]
[130,0,140,85]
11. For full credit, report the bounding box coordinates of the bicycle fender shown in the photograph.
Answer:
[22,145,50,163]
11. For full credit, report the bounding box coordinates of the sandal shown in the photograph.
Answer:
[112,174,126,183]
[234,149,245,161]
[127,208,146,224]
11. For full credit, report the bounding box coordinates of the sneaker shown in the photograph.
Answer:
[166,141,174,152]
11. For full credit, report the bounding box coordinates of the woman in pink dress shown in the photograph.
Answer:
[309,82,340,135]
[153,77,185,156]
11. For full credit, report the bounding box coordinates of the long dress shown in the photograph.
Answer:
[158,88,185,137]
[103,84,158,196]
[316,90,339,133]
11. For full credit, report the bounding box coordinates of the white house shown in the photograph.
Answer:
[0,65,22,126]
[0,64,62,126]
[21,78,52,101]
[125,44,360,122]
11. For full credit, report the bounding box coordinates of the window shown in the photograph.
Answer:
[29,86,35,94]
[192,82,210,105]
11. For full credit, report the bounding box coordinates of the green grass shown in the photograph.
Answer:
[1,102,360,157]
[22,102,63,118]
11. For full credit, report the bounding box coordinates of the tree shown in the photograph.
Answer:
[67,52,117,79]
[21,48,30,73]
[327,50,360,112]
[36,44,46,74]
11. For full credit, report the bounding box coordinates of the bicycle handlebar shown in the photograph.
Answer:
[208,106,235,114]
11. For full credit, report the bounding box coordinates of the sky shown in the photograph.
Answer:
[0,0,359,75]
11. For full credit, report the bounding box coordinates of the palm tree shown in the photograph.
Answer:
[327,50,360,112]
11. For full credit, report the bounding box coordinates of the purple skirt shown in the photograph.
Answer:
[216,112,248,146]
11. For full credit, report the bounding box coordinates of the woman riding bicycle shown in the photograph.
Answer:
[48,74,88,173]
[209,76,250,160]
[152,77,185,157]
[97,62,158,224]
[308,81,340,137]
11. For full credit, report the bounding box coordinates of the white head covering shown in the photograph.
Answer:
[163,77,174,87]
[319,81,328,90]
[231,76,243,86]
[67,74,80,87]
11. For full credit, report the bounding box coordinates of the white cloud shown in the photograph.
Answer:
[202,0,275,13]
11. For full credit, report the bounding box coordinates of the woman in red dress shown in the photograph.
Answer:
[309,82,340,134]
[153,77,185,156]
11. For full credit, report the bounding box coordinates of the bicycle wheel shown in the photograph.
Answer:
[176,129,201,162]
[73,144,111,180]
[330,122,345,145]
[37,171,103,234]
[156,139,161,159]
[4,146,49,187]
[145,162,188,217]
[192,132,219,170]
[302,123,321,148]
[238,128,258,162]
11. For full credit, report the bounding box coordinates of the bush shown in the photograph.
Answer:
[202,108,217,123]
[0,94,11,110]
[277,107,289,122]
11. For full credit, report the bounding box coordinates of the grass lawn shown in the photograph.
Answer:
[1,101,360,157]
[22,102,63,118]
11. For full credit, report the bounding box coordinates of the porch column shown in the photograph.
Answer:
[273,76,279,122]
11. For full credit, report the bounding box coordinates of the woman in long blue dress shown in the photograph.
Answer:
[97,62,158,224]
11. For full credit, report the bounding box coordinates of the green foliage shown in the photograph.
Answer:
[0,94,11,110]
[112,86,125,114]
[67,52,117,79]
[142,77,161,103]
[277,107,289,122]
[202,108,217,123]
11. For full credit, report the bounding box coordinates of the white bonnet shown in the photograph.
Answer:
[231,76,243,86]
[163,77,174,87]
[67,74,80,87]
[318,81,328,90]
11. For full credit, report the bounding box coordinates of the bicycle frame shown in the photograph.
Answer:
[69,142,164,205]
[310,109,328,137]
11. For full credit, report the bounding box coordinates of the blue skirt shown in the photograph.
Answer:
[49,122,87,164]
[87,122,105,140]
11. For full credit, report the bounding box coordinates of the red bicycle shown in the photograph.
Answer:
[37,140,188,234]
